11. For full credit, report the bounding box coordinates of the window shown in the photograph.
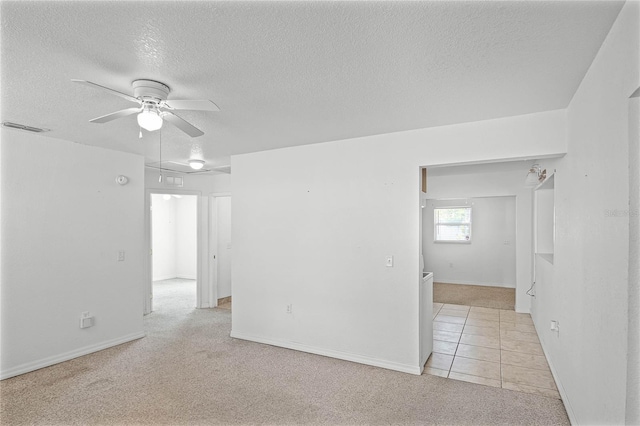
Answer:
[434,207,472,242]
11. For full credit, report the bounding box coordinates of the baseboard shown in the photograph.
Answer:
[0,331,146,380]
[153,274,177,281]
[176,275,197,280]
[534,323,578,425]
[514,303,531,314]
[153,275,196,281]
[229,330,421,375]
[433,279,516,289]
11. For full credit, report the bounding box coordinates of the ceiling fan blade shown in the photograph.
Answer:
[163,99,220,112]
[72,79,141,104]
[161,111,204,137]
[89,107,141,123]
[210,165,231,174]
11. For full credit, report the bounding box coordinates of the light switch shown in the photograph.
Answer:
[385,256,393,267]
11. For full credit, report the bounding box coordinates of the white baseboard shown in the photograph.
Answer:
[433,279,516,289]
[230,330,421,375]
[176,275,197,280]
[534,323,578,425]
[0,331,146,380]
[514,303,531,314]
[153,274,177,281]
[153,275,197,281]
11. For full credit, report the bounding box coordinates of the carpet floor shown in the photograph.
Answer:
[0,280,568,425]
[433,282,516,310]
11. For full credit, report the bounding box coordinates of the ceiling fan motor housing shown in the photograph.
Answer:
[132,79,170,104]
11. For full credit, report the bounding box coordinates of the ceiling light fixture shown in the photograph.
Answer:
[188,159,205,170]
[137,105,163,131]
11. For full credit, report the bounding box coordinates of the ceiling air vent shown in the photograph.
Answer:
[2,121,50,133]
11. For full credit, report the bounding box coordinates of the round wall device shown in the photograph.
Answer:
[116,175,129,185]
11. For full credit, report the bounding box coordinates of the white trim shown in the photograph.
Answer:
[153,275,198,281]
[209,193,232,308]
[0,332,146,380]
[153,274,179,281]
[535,326,578,425]
[229,331,422,376]
[514,303,531,314]
[176,275,197,280]
[208,196,218,307]
[196,194,210,308]
[433,279,515,288]
[434,206,472,243]
[144,191,152,315]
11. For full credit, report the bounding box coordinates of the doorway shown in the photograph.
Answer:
[149,193,198,312]
[419,161,538,312]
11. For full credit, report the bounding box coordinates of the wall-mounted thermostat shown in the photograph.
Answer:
[115,175,129,185]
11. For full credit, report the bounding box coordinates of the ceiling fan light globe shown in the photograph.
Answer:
[137,110,163,131]
[188,159,205,170]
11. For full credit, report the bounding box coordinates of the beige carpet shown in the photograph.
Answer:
[0,280,568,425]
[433,282,516,310]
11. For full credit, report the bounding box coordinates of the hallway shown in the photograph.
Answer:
[152,278,197,312]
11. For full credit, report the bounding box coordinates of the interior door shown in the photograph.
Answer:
[215,196,232,301]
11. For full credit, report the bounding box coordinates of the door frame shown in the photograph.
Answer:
[209,192,231,308]
[144,189,203,315]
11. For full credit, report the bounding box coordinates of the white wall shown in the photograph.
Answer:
[231,108,566,375]
[530,3,639,424]
[150,195,197,281]
[175,195,197,279]
[151,194,177,281]
[627,94,639,426]
[145,169,231,195]
[1,130,145,379]
[425,166,531,199]
[145,169,231,308]
[424,196,516,288]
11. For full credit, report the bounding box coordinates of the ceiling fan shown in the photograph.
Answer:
[71,79,219,137]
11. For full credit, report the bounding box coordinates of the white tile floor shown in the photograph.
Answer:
[425,303,561,399]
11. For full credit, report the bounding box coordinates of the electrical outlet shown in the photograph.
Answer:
[449,262,454,268]
[118,250,125,261]
[286,304,292,314]
[550,320,560,332]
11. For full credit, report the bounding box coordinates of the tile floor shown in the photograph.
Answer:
[425,303,561,399]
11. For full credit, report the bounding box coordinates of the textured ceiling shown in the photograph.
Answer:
[1,1,623,168]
